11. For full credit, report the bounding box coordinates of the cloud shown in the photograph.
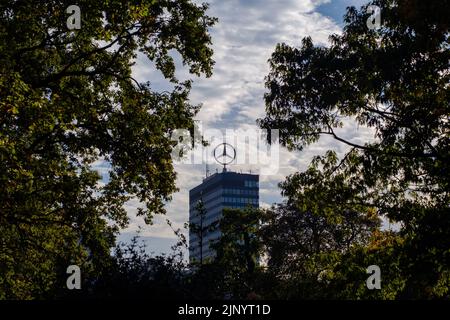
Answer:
[117,0,376,255]
[187,0,340,123]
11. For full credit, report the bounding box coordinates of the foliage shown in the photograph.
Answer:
[2,0,448,300]
[210,207,263,298]
[82,235,188,299]
[258,0,449,298]
[188,198,209,265]
[0,0,215,299]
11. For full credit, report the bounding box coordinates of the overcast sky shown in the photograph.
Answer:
[105,0,373,256]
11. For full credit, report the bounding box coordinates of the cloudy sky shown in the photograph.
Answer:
[113,0,373,256]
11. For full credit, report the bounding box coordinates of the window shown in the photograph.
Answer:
[245,180,259,188]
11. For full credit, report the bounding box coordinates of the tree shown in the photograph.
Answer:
[189,198,208,265]
[0,0,216,298]
[82,235,189,300]
[207,206,263,299]
[259,0,449,298]
[259,151,380,299]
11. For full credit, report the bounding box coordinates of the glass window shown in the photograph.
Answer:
[244,180,259,188]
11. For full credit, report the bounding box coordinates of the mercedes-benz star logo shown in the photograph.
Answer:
[213,143,236,168]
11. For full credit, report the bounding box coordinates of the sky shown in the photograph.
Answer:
[107,0,374,256]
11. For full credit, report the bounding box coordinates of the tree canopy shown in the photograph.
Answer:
[0,0,215,298]
[258,0,449,298]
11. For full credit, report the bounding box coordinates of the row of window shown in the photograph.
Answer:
[191,188,222,204]
[244,180,259,188]
[192,186,258,204]
[190,233,221,246]
[224,204,253,209]
[223,188,258,196]
[223,197,258,204]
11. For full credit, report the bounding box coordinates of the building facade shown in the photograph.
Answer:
[189,171,259,263]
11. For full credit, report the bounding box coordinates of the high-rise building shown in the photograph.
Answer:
[189,171,259,263]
